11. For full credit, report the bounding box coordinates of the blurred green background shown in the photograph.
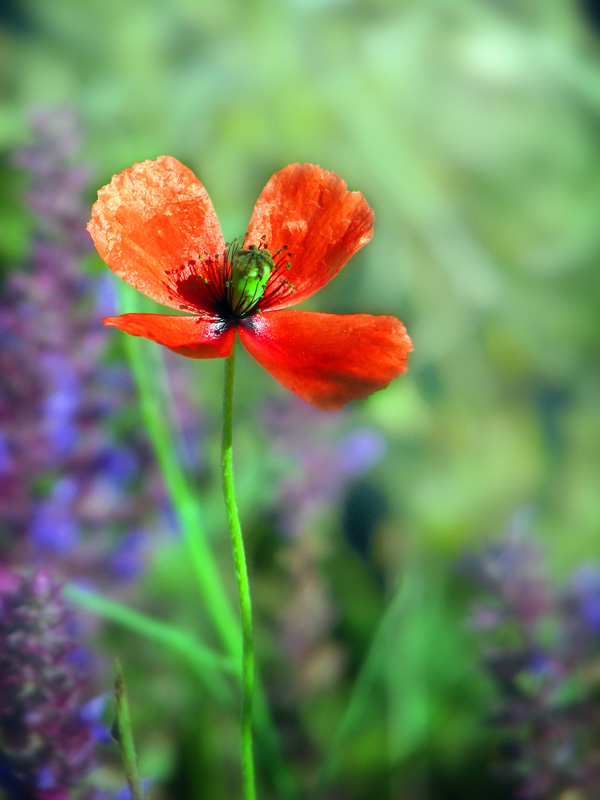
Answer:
[1,0,599,798]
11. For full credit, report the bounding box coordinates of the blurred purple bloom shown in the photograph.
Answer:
[335,428,386,478]
[42,356,81,456]
[568,565,600,633]
[95,275,119,318]
[464,530,600,798]
[67,645,96,674]
[96,446,140,486]
[106,531,147,580]
[78,695,108,725]
[0,569,100,800]
[260,396,385,536]
[1,108,167,582]
[78,696,112,746]
[37,767,57,791]
[0,431,11,474]
[31,498,81,554]
[112,779,152,800]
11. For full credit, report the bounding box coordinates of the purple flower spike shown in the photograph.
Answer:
[0,569,99,799]
[465,530,600,799]
[1,108,171,583]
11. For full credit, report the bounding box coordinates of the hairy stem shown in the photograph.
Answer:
[222,344,257,800]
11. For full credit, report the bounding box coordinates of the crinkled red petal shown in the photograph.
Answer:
[103,314,235,359]
[88,156,223,314]
[244,164,374,311]
[238,310,412,409]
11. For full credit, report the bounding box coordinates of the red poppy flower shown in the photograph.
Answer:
[88,157,412,410]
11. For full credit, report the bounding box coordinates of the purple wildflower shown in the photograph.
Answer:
[0,108,165,581]
[0,568,100,799]
[464,528,600,798]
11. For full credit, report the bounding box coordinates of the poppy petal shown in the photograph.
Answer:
[238,310,412,409]
[88,156,224,314]
[103,314,235,359]
[244,164,374,311]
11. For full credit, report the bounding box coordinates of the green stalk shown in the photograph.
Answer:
[114,659,145,800]
[221,344,256,800]
[117,285,296,798]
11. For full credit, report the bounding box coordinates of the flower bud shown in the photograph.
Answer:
[229,245,273,314]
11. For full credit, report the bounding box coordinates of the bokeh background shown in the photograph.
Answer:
[1,1,599,798]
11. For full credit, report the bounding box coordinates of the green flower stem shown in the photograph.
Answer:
[114,659,145,800]
[118,285,296,799]
[222,344,256,800]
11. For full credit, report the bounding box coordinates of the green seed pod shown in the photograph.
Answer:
[230,245,274,313]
